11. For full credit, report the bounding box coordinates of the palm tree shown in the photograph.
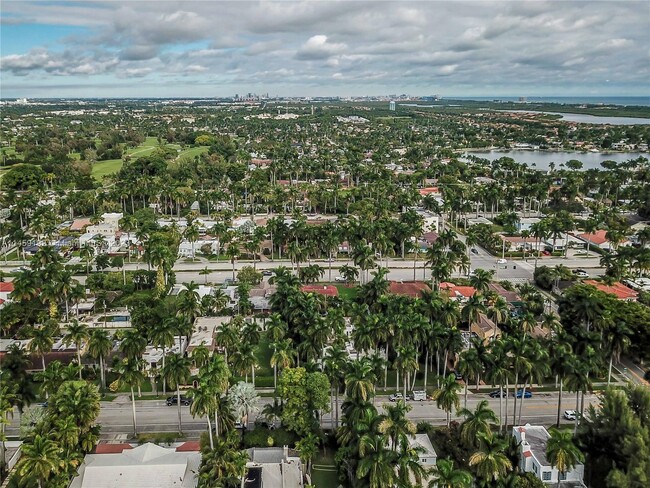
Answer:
[226,243,240,281]
[16,435,62,488]
[80,243,95,274]
[457,347,482,409]
[356,433,397,488]
[546,428,585,487]
[296,432,320,478]
[162,353,192,433]
[199,354,231,437]
[458,400,498,448]
[199,266,211,285]
[28,325,55,372]
[469,268,494,294]
[228,381,259,429]
[379,400,416,451]
[469,432,512,485]
[63,320,89,379]
[604,321,631,386]
[270,338,296,389]
[151,318,176,395]
[87,329,112,390]
[189,381,217,449]
[396,436,428,487]
[428,458,473,488]
[345,359,376,402]
[117,358,146,436]
[432,374,462,427]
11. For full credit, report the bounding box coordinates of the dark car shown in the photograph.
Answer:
[452,370,463,380]
[166,396,192,406]
[261,270,273,276]
[489,390,507,398]
[470,248,479,255]
[514,389,532,399]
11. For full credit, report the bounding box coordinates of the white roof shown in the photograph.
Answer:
[70,443,200,488]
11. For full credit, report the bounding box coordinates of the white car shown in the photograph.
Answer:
[496,259,507,264]
[388,393,404,402]
[564,410,577,421]
[334,276,346,282]
[573,270,589,278]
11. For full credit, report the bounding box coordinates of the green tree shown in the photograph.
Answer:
[63,320,90,379]
[87,329,112,390]
[469,433,513,485]
[458,400,498,449]
[428,458,473,488]
[16,435,62,488]
[117,358,146,435]
[546,428,585,487]
[433,374,462,427]
[162,353,192,433]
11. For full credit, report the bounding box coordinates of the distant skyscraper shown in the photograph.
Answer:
[389,101,396,111]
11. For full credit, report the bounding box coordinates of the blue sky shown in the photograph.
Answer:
[1,1,649,98]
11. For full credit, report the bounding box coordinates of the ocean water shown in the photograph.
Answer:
[449,96,650,107]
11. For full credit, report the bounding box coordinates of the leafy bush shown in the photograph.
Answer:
[243,427,298,448]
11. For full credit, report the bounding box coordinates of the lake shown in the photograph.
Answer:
[501,110,650,125]
[462,150,648,171]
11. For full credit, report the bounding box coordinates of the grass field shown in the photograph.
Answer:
[91,137,208,180]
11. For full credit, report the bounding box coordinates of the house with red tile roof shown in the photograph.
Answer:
[576,230,630,251]
[0,282,15,302]
[439,282,477,302]
[388,281,431,298]
[583,280,638,301]
[301,284,339,297]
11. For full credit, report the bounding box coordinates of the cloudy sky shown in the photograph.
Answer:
[1,1,649,98]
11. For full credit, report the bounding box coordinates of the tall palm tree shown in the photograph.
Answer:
[87,329,112,390]
[345,359,376,403]
[162,353,192,433]
[151,318,176,395]
[270,338,296,389]
[396,436,428,487]
[546,427,585,487]
[469,433,512,485]
[378,400,416,451]
[189,380,217,449]
[16,435,62,488]
[356,433,397,488]
[604,321,631,386]
[28,325,55,372]
[458,400,498,448]
[428,458,473,488]
[117,358,146,436]
[199,354,231,437]
[432,374,462,428]
[457,347,482,409]
[63,320,89,379]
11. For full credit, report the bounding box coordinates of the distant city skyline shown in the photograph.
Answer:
[1,1,649,98]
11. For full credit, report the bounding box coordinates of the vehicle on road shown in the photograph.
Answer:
[471,248,479,255]
[542,250,551,256]
[514,389,532,399]
[261,270,273,276]
[564,410,577,421]
[388,393,404,402]
[334,276,346,282]
[10,267,29,273]
[166,396,192,406]
[572,269,589,278]
[488,390,507,398]
[409,390,427,401]
[496,258,507,264]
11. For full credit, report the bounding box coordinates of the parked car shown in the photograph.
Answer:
[261,270,273,276]
[572,269,589,278]
[514,389,532,399]
[388,392,404,402]
[334,276,346,282]
[564,409,577,421]
[489,390,507,398]
[542,250,551,256]
[166,396,192,406]
[496,258,507,264]
[470,248,479,255]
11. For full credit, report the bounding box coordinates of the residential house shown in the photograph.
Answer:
[0,281,15,302]
[517,217,541,233]
[439,282,477,302]
[389,280,431,298]
[471,313,501,344]
[301,284,339,297]
[583,280,638,301]
[86,212,122,237]
[244,447,303,488]
[576,230,629,252]
[512,425,586,486]
[69,442,200,488]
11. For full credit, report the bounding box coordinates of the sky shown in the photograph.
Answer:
[1,0,649,98]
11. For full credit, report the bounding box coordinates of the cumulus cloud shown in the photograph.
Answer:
[1,1,648,96]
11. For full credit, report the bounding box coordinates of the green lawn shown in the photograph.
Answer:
[334,284,358,300]
[92,158,123,179]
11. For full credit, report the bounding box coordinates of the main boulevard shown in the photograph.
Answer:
[7,392,599,441]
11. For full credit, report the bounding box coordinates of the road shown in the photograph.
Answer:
[6,391,600,440]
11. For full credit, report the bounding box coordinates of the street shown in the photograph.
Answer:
[6,391,600,440]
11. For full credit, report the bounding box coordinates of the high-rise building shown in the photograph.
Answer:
[389,101,396,111]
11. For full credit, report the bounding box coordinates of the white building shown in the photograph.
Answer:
[244,447,303,488]
[86,212,122,237]
[512,425,586,486]
[69,442,200,488]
